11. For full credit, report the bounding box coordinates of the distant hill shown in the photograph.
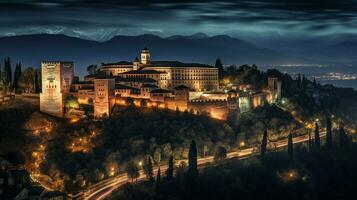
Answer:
[0,33,303,77]
[166,32,210,40]
[323,41,357,63]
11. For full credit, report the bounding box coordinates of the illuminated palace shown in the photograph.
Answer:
[100,47,219,91]
[40,48,281,120]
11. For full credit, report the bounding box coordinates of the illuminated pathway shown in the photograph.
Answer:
[72,131,326,200]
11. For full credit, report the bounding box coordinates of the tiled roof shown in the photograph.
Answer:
[115,84,136,90]
[144,61,214,68]
[150,89,171,94]
[174,85,190,90]
[120,70,166,75]
[79,86,94,90]
[101,61,133,67]
[100,60,214,68]
[72,81,93,85]
[141,84,158,88]
[114,77,157,83]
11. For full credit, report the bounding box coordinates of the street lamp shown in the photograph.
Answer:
[239,141,245,147]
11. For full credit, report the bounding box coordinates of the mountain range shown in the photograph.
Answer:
[0,33,356,77]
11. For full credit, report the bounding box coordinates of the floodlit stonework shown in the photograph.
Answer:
[100,47,219,91]
[40,61,74,117]
[93,78,115,118]
[38,50,282,120]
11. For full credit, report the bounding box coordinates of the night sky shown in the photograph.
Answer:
[1,0,357,41]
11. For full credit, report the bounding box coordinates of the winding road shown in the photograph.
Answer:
[71,131,326,200]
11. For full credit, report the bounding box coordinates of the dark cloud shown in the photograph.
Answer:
[0,0,357,40]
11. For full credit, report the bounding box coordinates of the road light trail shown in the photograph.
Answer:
[77,131,326,200]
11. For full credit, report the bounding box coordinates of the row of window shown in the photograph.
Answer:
[172,80,218,84]
[172,76,217,80]
[45,85,57,89]
[170,69,217,73]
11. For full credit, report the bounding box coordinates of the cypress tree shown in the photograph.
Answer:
[6,57,12,86]
[2,59,8,86]
[1,58,12,92]
[155,167,161,198]
[288,133,293,161]
[34,69,39,93]
[13,63,22,89]
[326,116,333,149]
[0,64,2,90]
[143,156,154,183]
[215,58,224,79]
[261,130,268,158]
[314,122,320,149]
[188,140,198,177]
[339,126,349,148]
[308,132,314,152]
[313,78,317,86]
[13,63,18,88]
[166,155,174,181]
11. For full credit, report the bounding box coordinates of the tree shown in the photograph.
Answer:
[261,130,268,158]
[86,64,98,75]
[339,126,349,149]
[215,58,225,79]
[65,95,79,109]
[314,123,320,149]
[188,140,198,177]
[166,155,174,181]
[19,67,35,93]
[126,161,139,182]
[308,132,314,152]
[1,57,12,92]
[13,63,22,89]
[326,116,332,149]
[34,69,40,93]
[155,167,161,198]
[214,146,227,163]
[287,133,293,161]
[143,156,154,183]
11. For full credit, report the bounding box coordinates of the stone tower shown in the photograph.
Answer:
[141,47,151,65]
[174,85,190,111]
[227,90,239,111]
[94,78,115,118]
[40,61,74,117]
[268,77,282,102]
[133,56,140,70]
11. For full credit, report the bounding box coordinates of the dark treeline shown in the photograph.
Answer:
[0,57,41,94]
[108,123,356,200]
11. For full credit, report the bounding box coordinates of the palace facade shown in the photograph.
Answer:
[100,48,219,91]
